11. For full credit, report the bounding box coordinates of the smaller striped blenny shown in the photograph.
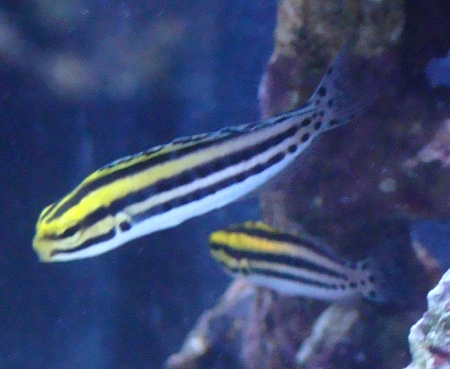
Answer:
[209,221,393,302]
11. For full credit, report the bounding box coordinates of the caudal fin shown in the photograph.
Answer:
[356,220,414,308]
[309,38,382,132]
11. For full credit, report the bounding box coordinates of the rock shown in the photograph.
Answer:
[169,0,450,367]
[165,279,255,369]
[407,269,450,369]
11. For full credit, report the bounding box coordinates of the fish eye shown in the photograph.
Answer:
[119,221,131,232]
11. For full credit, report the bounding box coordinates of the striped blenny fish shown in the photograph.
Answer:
[33,42,372,262]
[209,221,387,302]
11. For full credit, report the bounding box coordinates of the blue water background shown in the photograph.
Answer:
[1,2,449,369]
[0,1,274,368]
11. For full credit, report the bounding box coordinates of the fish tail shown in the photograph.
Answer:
[353,257,390,303]
[309,38,378,132]
[355,222,413,307]
[356,255,411,306]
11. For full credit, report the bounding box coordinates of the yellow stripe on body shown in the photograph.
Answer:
[210,244,346,285]
[40,139,215,223]
[53,154,204,228]
[209,221,382,301]
[34,111,319,261]
[209,221,350,276]
[33,39,377,262]
[37,116,312,236]
[210,230,304,258]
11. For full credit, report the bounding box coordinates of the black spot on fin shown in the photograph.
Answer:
[356,219,416,310]
[308,35,385,132]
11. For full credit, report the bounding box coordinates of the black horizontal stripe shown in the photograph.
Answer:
[132,151,288,223]
[227,227,347,266]
[210,242,348,280]
[46,131,244,222]
[47,114,307,223]
[44,223,80,241]
[49,120,304,228]
[252,268,340,290]
[49,150,287,239]
[50,228,116,257]
[39,202,57,221]
[224,265,340,290]
[44,206,111,241]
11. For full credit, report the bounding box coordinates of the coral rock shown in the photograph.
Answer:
[407,269,450,369]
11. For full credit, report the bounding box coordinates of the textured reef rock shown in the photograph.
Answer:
[259,0,405,118]
[166,280,255,369]
[166,279,329,369]
[167,223,441,369]
[406,269,450,369]
[167,0,450,368]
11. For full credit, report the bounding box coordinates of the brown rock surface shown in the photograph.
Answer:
[167,0,450,368]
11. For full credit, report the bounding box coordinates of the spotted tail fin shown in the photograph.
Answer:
[309,39,381,132]
[355,220,415,308]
